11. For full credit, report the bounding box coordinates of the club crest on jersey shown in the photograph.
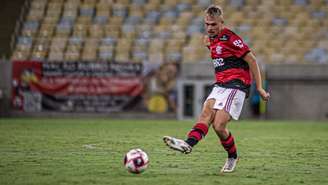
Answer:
[219,34,229,41]
[216,45,222,55]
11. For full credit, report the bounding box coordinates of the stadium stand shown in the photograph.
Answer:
[0,0,27,59]
[11,0,328,64]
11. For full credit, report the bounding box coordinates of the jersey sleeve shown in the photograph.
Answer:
[229,34,250,58]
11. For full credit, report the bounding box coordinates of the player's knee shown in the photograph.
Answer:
[200,109,211,117]
[212,123,226,135]
[198,106,214,123]
[199,108,215,123]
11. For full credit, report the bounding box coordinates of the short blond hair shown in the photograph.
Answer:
[205,5,224,18]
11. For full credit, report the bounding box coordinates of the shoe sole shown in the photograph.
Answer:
[163,137,191,154]
[220,157,240,173]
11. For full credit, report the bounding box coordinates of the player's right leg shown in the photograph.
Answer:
[163,99,215,154]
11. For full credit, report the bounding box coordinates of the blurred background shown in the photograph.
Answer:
[0,0,327,120]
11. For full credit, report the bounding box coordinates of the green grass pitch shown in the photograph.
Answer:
[0,118,327,185]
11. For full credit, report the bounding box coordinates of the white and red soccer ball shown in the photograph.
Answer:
[124,149,149,174]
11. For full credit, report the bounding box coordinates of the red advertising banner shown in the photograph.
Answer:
[12,61,144,112]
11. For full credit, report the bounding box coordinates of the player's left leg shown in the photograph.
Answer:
[211,88,245,172]
[212,110,239,173]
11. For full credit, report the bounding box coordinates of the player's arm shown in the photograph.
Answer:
[243,52,270,101]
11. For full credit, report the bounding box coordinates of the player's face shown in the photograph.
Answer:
[205,15,223,37]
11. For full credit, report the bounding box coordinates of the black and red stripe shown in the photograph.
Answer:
[186,122,209,147]
[220,133,237,158]
[208,27,252,97]
[214,58,251,96]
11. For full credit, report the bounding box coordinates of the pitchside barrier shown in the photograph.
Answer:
[10,60,143,113]
[1,60,328,120]
[177,62,328,121]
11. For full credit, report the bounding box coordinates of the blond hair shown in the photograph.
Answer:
[205,5,224,20]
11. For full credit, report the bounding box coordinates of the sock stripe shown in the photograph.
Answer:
[186,123,209,147]
[221,135,233,145]
[220,133,237,157]
[188,123,208,141]
[228,145,236,154]
[188,131,202,141]
[222,141,235,148]
[194,123,209,136]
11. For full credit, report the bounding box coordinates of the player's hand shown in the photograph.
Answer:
[203,35,210,47]
[257,88,270,101]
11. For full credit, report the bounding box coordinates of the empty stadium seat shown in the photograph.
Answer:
[11,0,328,64]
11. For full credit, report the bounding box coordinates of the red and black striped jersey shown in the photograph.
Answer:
[208,27,252,95]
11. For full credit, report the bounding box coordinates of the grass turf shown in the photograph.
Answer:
[0,118,327,185]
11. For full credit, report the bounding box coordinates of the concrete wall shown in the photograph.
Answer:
[266,64,328,120]
[0,60,12,116]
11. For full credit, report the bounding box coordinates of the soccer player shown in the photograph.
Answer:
[163,5,270,173]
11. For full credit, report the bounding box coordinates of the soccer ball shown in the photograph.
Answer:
[124,148,149,174]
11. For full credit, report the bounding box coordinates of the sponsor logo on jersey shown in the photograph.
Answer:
[213,58,224,68]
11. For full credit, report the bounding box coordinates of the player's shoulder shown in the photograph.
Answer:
[222,27,250,50]
[218,27,241,42]
[224,27,242,39]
